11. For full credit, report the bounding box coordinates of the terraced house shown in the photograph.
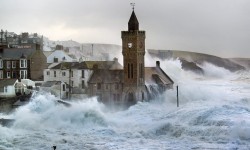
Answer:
[0,44,47,81]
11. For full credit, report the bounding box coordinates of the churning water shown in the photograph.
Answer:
[1,59,250,150]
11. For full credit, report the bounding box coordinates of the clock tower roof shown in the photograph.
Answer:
[128,10,139,31]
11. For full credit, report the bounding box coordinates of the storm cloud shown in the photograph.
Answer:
[1,0,250,58]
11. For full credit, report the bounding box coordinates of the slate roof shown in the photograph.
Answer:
[145,67,174,85]
[88,69,124,84]
[2,48,35,59]
[50,62,88,70]
[50,61,123,70]
[41,81,60,87]
[88,66,174,86]
[0,79,17,88]
[43,51,54,57]
[84,61,123,70]
[128,10,139,31]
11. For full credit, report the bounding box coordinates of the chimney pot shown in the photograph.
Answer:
[156,61,160,67]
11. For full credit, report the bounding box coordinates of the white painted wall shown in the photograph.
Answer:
[0,85,16,98]
[43,68,93,90]
[0,80,27,98]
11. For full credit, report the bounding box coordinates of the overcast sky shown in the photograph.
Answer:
[1,0,250,58]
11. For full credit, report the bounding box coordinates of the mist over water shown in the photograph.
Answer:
[1,58,250,150]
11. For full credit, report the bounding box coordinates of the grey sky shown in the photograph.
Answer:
[1,0,250,58]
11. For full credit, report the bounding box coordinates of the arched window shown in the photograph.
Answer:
[131,63,133,78]
[128,63,130,78]
[141,91,144,101]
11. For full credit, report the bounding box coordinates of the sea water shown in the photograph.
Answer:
[0,59,250,150]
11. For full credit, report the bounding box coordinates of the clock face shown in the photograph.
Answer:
[128,42,133,48]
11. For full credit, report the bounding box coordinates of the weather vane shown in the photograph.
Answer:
[130,3,135,10]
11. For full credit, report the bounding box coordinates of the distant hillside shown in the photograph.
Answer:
[67,43,121,60]
[43,38,122,61]
[42,38,247,72]
[229,58,250,70]
[148,49,245,72]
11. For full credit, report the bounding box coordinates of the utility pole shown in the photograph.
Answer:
[177,85,179,107]
[5,30,8,47]
[91,44,94,56]
[5,30,7,44]
[0,29,3,44]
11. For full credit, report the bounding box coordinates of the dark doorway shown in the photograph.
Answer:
[127,92,136,106]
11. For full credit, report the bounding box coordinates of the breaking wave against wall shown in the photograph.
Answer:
[1,58,250,149]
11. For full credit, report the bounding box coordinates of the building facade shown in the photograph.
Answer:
[0,30,43,50]
[121,10,147,104]
[43,59,122,99]
[0,44,47,81]
[87,10,174,106]
[46,50,76,64]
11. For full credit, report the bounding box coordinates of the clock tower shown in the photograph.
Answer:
[121,9,146,104]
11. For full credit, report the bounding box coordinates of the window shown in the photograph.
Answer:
[117,94,120,101]
[139,63,143,78]
[7,61,11,69]
[142,91,144,101]
[0,70,3,79]
[54,57,58,63]
[4,87,7,93]
[82,70,85,78]
[127,63,134,79]
[12,72,16,78]
[20,59,27,68]
[115,84,119,89]
[128,63,130,78]
[20,70,27,79]
[131,64,133,78]
[106,84,108,90]
[62,72,66,76]
[71,81,74,87]
[47,71,50,76]
[113,94,120,101]
[12,61,16,68]
[82,80,85,89]
[62,84,66,91]
[0,59,3,68]
[54,71,56,77]
[7,71,11,78]
[97,83,101,90]
[71,71,73,77]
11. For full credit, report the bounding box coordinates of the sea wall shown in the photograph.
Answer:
[0,95,29,113]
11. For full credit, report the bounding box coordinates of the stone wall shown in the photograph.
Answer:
[0,95,30,113]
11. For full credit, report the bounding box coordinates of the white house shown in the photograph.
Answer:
[45,50,77,64]
[0,79,27,98]
[43,62,93,99]
[42,59,122,99]
[44,62,92,89]
[40,81,68,99]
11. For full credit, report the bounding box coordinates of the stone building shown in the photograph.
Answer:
[0,44,47,81]
[87,10,174,106]
[43,59,122,99]
[0,30,43,50]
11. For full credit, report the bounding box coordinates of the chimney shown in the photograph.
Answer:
[35,43,40,50]
[93,64,99,70]
[156,61,160,67]
[113,57,118,62]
